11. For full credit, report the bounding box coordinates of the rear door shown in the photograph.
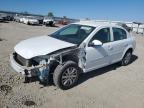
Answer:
[109,27,128,63]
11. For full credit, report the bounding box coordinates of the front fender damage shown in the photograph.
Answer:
[24,45,86,84]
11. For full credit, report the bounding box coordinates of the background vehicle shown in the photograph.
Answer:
[14,16,21,22]
[0,13,7,22]
[43,17,55,26]
[14,15,24,22]
[23,16,39,25]
[10,22,136,90]
[36,16,44,24]
[19,16,25,23]
[116,22,132,32]
[0,14,4,22]
[5,15,14,21]
[58,18,69,25]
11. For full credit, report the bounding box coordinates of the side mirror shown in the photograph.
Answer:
[90,40,102,46]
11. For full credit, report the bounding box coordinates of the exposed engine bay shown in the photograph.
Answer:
[13,45,86,84]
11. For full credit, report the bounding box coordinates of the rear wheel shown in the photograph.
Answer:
[121,50,132,66]
[53,61,80,90]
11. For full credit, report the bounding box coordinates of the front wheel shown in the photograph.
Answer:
[27,21,30,25]
[53,61,80,90]
[121,51,132,66]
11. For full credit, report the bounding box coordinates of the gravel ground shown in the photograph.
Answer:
[0,21,144,108]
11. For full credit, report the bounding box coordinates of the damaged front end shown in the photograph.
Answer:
[10,45,87,84]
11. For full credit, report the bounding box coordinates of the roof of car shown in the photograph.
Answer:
[73,20,121,28]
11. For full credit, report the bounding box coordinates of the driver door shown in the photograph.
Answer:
[85,27,113,72]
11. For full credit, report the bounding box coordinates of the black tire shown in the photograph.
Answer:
[27,21,30,25]
[121,50,132,66]
[49,21,53,27]
[53,61,80,90]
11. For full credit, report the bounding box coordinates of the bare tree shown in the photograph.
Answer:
[48,12,54,18]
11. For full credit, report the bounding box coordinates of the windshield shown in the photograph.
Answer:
[50,24,95,44]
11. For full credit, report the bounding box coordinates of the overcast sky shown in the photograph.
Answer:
[0,0,144,22]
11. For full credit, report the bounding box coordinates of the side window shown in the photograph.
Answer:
[113,28,127,41]
[90,28,111,43]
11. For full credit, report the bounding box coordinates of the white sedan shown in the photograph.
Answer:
[10,21,136,89]
[23,17,39,25]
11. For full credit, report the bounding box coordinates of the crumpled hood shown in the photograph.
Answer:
[14,36,76,59]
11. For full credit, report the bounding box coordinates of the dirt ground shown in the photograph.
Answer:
[0,22,144,108]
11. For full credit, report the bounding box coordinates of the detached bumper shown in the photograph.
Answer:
[10,54,37,77]
[10,54,25,75]
[10,54,49,80]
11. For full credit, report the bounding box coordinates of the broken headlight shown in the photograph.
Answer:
[31,56,50,66]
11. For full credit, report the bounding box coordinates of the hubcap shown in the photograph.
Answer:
[124,52,131,64]
[61,67,78,86]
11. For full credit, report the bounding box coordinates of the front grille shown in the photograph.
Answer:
[14,53,31,66]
